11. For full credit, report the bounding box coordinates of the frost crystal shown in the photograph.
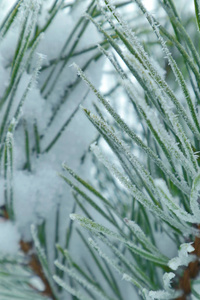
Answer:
[168,243,195,270]
[149,272,182,299]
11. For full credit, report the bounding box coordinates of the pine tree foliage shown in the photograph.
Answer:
[0,0,110,299]
[0,0,131,299]
[1,0,200,300]
[56,0,200,299]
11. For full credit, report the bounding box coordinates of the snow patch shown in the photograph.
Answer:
[0,220,20,255]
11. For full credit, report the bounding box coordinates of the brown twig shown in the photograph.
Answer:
[20,240,55,298]
[1,205,9,219]
[175,226,200,300]
[1,205,55,300]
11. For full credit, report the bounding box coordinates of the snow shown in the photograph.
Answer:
[29,276,45,292]
[14,159,62,240]
[0,220,20,255]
